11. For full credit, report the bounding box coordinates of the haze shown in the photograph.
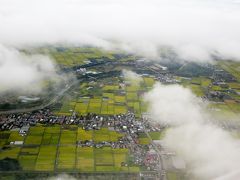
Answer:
[144,83,240,180]
[0,0,240,61]
[1,0,240,92]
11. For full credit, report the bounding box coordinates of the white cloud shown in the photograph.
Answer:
[0,45,58,93]
[0,0,240,62]
[47,174,77,180]
[122,69,143,86]
[144,83,240,179]
[144,83,204,125]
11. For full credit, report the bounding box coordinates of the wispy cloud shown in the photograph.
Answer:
[0,45,58,94]
[144,83,240,179]
[122,69,143,86]
[1,0,240,61]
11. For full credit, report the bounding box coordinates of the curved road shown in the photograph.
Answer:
[0,80,79,115]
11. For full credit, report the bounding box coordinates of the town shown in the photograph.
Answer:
[0,107,186,180]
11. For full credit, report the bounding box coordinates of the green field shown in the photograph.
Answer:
[77,147,94,171]
[218,61,240,81]
[34,47,240,120]
[42,47,115,67]
[177,70,240,118]
[60,128,77,145]
[167,172,178,180]
[149,131,165,140]
[54,75,156,117]
[208,103,240,119]
[35,146,57,171]
[0,125,137,173]
[93,128,123,142]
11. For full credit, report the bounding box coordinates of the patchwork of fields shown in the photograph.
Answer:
[35,47,137,68]
[55,77,155,117]
[55,72,240,120]
[35,47,240,121]
[0,125,139,173]
[178,75,240,119]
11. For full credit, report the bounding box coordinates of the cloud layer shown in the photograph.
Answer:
[1,0,240,61]
[1,0,240,92]
[122,69,143,86]
[144,83,240,180]
[0,45,58,94]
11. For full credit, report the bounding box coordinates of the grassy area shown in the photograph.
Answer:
[102,85,119,91]
[46,47,115,67]
[228,82,240,89]
[54,73,156,117]
[21,147,39,155]
[115,95,126,103]
[208,103,239,119]
[8,132,24,143]
[113,148,129,171]
[127,92,138,101]
[218,61,240,81]
[137,131,166,144]
[19,155,37,170]
[77,147,94,171]
[114,105,127,114]
[29,126,45,135]
[58,101,75,116]
[149,131,165,140]
[95,147,113,166]
[77,128,93,141]
[35,146,57,171]
[167,172,178,180]
[93,128,123,142]
[0,147,21,159]
[24,134,42,145]
[188,84,204,97]
[137,133,150,144]
[138,137,150,145]
[0,125,138,173]
[39,47,240,120]
[57,93,143,116]
[58,146,76,170]
[60,129,77,145]
[0,132,10,148]
[42,132,60,145]
[143,77,155,87]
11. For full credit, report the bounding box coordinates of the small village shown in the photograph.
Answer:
[0,106,188,179]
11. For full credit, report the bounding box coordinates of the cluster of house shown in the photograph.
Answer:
[156,74,179,84]
[212,69,236,82]
[0,113,32,131]
[0,109,160,166]
[144,149,160,171]
[77,139,127,149]
[0,109,146,134]
[205,69,240,102]
[0,107,187,175]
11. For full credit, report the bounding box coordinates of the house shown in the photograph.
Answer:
[14,141,24,145]
[19,125,30,135]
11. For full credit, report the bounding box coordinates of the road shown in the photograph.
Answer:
[0,80,79,115]
[143,123,166,180]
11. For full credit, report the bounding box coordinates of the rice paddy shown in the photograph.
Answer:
[0,125,134,173]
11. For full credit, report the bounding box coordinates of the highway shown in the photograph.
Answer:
[0,80,79,115]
